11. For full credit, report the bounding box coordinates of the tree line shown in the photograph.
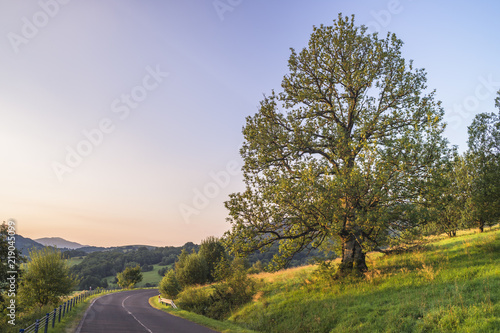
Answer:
[70,242,198,290]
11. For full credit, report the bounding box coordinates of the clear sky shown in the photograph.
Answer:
[1,0,499,247]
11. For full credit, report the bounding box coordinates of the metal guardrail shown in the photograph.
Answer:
[159,297,178,309]
[19,288,109,333]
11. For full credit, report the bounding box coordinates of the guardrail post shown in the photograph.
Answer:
[58,304,62,323]
[68,298,72,312]
[34,319,39,333]
[62,302,66,317]
[52,308,57,328]
[44,313,49,333]
[19,329,24,333]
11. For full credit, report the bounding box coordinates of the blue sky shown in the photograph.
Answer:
[1,0,499,246]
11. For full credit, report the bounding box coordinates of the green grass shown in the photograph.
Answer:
[65,256,85,267]
[149,296,259,333]
[226,227,500,333]
[104,264,171,288]
[136,264,170,287]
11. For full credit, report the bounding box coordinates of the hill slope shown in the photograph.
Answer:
[228,228,500,333]
[14,234,45,255]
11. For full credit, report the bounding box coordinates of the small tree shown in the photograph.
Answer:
[159,269,181,299]
[19,247,77,307]
[423,151,470,237]
[117,265,142,289]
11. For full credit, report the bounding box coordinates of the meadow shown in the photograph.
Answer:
[152,226,500,333]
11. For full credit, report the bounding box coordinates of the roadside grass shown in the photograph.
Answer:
[149,296,259,333]
[227,227,500,333]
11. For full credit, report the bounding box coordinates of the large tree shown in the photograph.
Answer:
[224,15,447,274]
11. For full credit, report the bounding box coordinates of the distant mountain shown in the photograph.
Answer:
[15,235,45,256]
[35,237,88,249]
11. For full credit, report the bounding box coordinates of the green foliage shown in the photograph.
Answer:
[158,266,169,276]
[150,296,259,333]
[116,265,143,289]
[224,14,448,274]
[177,259,256,321]
[214,256,232,282]
[71,242,197,290]
[422,151,470,237]
[19,247,78,307]
[199,236,226,282]
[175,250,209,287]
[176,286,213,315]
[141,264,154,272]
[159,269,181,299]
[465,109,500,231]
[207,261,256,320]
[247,260,264,274]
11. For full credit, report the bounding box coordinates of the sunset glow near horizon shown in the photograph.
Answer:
[1,1,499,247]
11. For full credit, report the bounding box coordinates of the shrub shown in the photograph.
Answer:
[176,286,213,315]
[207,268,256,320]
[158,266,169,276]
[159,269,182,299]
[175,251,209,287]
[199,236,227,282]
[141,264,154,272]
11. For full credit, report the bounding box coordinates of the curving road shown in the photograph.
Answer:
[75,289,219,333]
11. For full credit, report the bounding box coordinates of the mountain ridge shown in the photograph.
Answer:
[35,237,89,249]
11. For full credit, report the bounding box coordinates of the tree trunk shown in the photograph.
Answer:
[478,219,484,233]
[338,228,368,275]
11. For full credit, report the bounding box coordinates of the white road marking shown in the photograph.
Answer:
[122,294,154,333]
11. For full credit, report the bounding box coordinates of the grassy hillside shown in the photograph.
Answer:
[104,264,170,288]
[136,264,171,287]
[225,227,500,333]
[66,256,85,267]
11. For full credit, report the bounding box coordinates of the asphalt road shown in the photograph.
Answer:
[75,289,219,333]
